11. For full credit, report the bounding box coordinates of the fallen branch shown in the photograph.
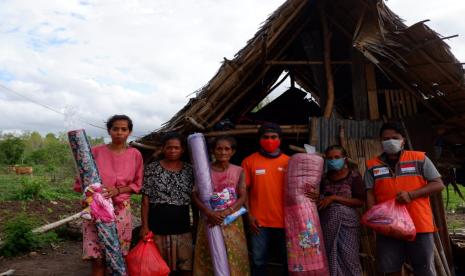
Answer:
[32,212,82,234]
[0,269,15,276]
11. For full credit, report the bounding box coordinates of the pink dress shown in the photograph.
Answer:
[74,144,143,259]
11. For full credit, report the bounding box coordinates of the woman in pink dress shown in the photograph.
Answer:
[74,114,143,276]
[192,136,250,276]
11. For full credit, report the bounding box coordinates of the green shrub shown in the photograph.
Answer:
[0,214,59,257]
[14,178,45,200]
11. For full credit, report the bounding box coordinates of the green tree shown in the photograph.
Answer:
[22,131,44,157]
[0,136,25,165]
[24,136,75,179]
[89,136,105,146]
[44,133,58,145]
[29,131,44,150]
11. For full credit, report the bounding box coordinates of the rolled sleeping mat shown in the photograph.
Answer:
[187,133,230,276]
[285,153,329,276]
[68,129,127,276]
[68,129,102,191]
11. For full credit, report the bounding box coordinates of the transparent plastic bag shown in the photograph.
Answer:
[361,199,416,241]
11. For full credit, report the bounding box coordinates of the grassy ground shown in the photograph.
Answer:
[442,184,465,231]
[442,184,465,211]
[0,173,79,201]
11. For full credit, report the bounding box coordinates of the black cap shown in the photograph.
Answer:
[258,122,282,137]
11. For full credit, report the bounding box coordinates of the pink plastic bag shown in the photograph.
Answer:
[361,199,416,241]
[126,232,170,276]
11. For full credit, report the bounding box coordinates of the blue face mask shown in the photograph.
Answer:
[326,158,345,171]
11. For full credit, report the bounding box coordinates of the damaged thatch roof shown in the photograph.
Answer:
[136,0,465,148]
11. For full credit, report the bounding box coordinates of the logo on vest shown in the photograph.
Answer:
[400,164,416,174]
[255,169,266,175]
[373,167,389,177]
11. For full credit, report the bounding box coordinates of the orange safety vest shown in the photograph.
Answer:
[366,151,435,233]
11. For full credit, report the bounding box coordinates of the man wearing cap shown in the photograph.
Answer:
[242,122,290,276]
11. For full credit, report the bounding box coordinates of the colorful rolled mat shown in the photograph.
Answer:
[285,153,329,276]
[68,129,127,276]
[187,133,230,276]
[68,129,102,192]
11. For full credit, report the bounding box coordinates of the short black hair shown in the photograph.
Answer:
[379,122,405,137]
[161,132,185,147]
[324,145,347,157]
[106,115,133,131]
[211,136,237,150]
[258,122,282,137]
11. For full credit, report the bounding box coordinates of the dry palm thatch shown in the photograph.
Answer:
[136,0,464,148]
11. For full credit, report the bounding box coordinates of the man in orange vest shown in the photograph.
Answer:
[242,122,290,276]
[365,122,444,276]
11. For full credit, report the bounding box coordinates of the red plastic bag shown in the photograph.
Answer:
[361,199,416,241]
[126,232,170,276]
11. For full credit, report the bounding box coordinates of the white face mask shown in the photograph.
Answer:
[382,139,403,154]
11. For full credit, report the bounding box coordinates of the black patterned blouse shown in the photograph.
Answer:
[141,161,194,206]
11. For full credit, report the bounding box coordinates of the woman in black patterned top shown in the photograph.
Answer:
[140,132,194,275]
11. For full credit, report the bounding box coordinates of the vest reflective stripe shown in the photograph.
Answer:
[366,151,435,233]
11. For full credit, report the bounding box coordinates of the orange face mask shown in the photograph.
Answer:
[260,139,281,153]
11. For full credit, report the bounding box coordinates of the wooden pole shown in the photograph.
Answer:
[130,141,158,150]
[185,116,206,130]
[32,212,82,234]
[204,127,309,137]
[319,4,335,118]
[385,90,392,118]
[266,60,351,65]
[430,192,455,274]
[235,124,307,129]
[366,63,379,119]
[0,270,16,276]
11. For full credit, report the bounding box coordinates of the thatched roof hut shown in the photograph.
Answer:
[135,0,464,148]
[134,0,463,274]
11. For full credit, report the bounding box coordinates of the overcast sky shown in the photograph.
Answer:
[0,0,464,138]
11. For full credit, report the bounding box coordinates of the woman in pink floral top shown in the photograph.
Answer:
[74,115,143,276]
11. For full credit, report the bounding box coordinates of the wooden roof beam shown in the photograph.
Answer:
[402,32,463,88]
[326,9,451,122]
[408,19,431,29]
[266,60,352,65]
[204,125,309,137]
[129,141,158,150]
[205,10,314,128]
[387,34,459,69]
[408,61,465,69]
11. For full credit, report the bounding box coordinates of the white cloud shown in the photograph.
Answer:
[0,0,284,137]
[0,0,463,138]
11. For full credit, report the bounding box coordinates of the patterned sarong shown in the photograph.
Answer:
[319,203,362,276]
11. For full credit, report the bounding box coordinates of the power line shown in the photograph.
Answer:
[0,83,143,138]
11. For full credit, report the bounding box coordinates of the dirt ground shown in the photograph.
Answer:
[0,240,90,276]
[0,200,87,275]
[0,199,82,233]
